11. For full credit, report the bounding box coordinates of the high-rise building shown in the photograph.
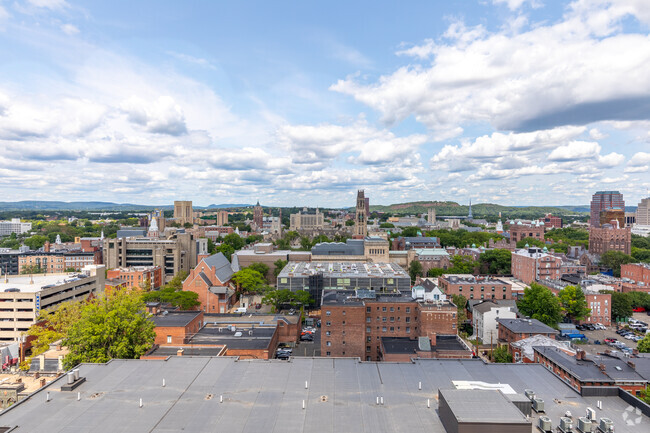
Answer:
[354,190,367,238]
[253,201,263,230]
[636,197,650,226]
[590,191,624,228]
[290,208,324,230]
[0,219,32,237]
[173,201,194,226]
[216,210,229,226]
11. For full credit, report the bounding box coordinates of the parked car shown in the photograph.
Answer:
[300,334,313,342]
[625,334,636,340]
[276,351,290,360]
[633,307,646,312]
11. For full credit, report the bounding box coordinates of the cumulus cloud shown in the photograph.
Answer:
[332,1,650,133]
[492,0,541,10]
[27,0,68,9]
[61,24,79,35]
[120,95,187,136]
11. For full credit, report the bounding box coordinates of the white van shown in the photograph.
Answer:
[234,307,247,314]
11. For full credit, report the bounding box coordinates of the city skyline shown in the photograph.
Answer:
[1,0,649,207]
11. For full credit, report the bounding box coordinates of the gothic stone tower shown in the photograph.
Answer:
[354,190,367,238]
[253,201,263,230]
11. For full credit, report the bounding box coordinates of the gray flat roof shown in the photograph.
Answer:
[278,261,409,279]
[497,318,558,334]
[1,357,648,433]
[439,388,529,424]
[188,325,275,350]
[151,311,201,327]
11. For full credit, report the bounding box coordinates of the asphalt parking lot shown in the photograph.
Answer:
[293,327,321,357]
[575,313,649,355]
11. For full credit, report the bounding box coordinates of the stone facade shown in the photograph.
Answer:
[588,226,631,255]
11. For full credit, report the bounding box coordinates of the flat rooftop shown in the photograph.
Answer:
[0,272,86,293]
[151,311,202,328]
[321,289,418,306]
[441,274,510,285]
[205,313,300,325]
[440,388,529,424]
[187,325,276,350]
[0,357,647,433]
[279,262,409,279]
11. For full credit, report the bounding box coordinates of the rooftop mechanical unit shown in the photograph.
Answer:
[537,416,552,433]
[577,417,593,433]
[532,398,545,413]
[597,418,614,433]
[559,417,574,433]
[524,389,536,400]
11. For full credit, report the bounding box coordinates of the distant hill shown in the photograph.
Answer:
[0,201,254,211]
[354,201,590,217]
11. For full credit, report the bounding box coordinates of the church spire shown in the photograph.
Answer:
[468,199,473,219]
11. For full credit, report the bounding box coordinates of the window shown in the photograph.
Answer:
[366,327,371,333]
[366,307,371,313]
[342,321,346,325]
[326,341,331,346]
[406,327,410,333]
[390,317,394,322]
[326,311,331,316]
[367,336,371,342]
[406,307,410,313]
[326,351,331,356]
[382,327,387,332]
[342,331,345,335]
[326,331,331,336]
[342,341,346,345]
[390,307,394,312]
[405,317,410,323]
[342,311,346,315]
[366,317,371,323]
[167,336,172,343]
[390,327,394,332]
[326,321,331,326]
[382,307,387,312]
[382,317,387,322]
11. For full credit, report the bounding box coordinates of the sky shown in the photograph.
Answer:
[0,0,649,208]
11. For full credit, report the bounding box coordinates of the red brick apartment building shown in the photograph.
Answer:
[106,266,163,290]
[152,310,204,345]
[509,222,545,244]
[182,253,236,313]
[497,318,557,344]
[543,213,563,229]
[320,289,458,361]
[621,263,650,292]
[581,292,612,326]
[534,347,647,395]
[511,247,562,284]
[438,274,513,300]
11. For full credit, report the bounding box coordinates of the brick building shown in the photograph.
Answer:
[543,213,563,229]
[438,274,513,300]
[621,263,650,289]
[379,336,472,361]
[182,253,235,314]
[106,266,163,290]
[413,249,451,274]
[509,221,545,244]
[511,247,563,284]
[391,236,441,251]
[320,288,457,361]
[497,318,557,345]
[534,347,646,394]
[588,225,631,255]
[582,291,612,326]
[152,310,204,345]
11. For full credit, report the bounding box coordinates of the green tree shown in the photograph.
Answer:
[246,234,264,244]
[262,289,312,311]
[558,285,591,322]
[21,264,43,274]
[216,244,235,262]
[345,220,355,226]
[479,249,512,275]
[379,222,395,228]
[63,290,155,369]
[600,250,634,277]
[449,255,478,274]
[0,232,20,249]
[248,263,270,282]
[517,283,562,327]
[24,235,48,250]
[408,260,423,284]
[273,259,288,278]
[222,233,245,251]
[207,238,216,254]
[516,237,545,248]
[638,335,650,353]
[400,227,420,237]
[427,268,445,277]
[600,290,633,321]
[492,345,513,363]
[232,268,266,292]
[627,291,650,310]
[166,271,188,291]
[451,294,468,330]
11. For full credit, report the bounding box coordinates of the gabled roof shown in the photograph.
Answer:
[473,299,518,314]
[200,253,234,283]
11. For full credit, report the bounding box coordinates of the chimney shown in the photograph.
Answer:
[429,332,437,346]
[44,242,50,252]
[40,378,46,387]
[599,363,606,372]
[177,349,184,357]
[628,361,636,370]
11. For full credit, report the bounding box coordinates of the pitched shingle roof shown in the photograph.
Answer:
[201,253,234,283]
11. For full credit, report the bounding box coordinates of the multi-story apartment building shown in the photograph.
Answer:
[497,318,557,344]
[509,221,545,244]
[588,225,631,255]
[0,266,105,342]
[621,263,650,289]
[0,249,21,276]
[0,219,32,237]
[277,261,410,306]
[18,251,99,274]
[511,247,563,284]
[543,213,563,229]
[289,209,325,231]
[581,291,611,326]
[590,191,625,228]
[437,274,513,300]
[103,232,199,281]
[320,287,457,361]
[106,266,163,290]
